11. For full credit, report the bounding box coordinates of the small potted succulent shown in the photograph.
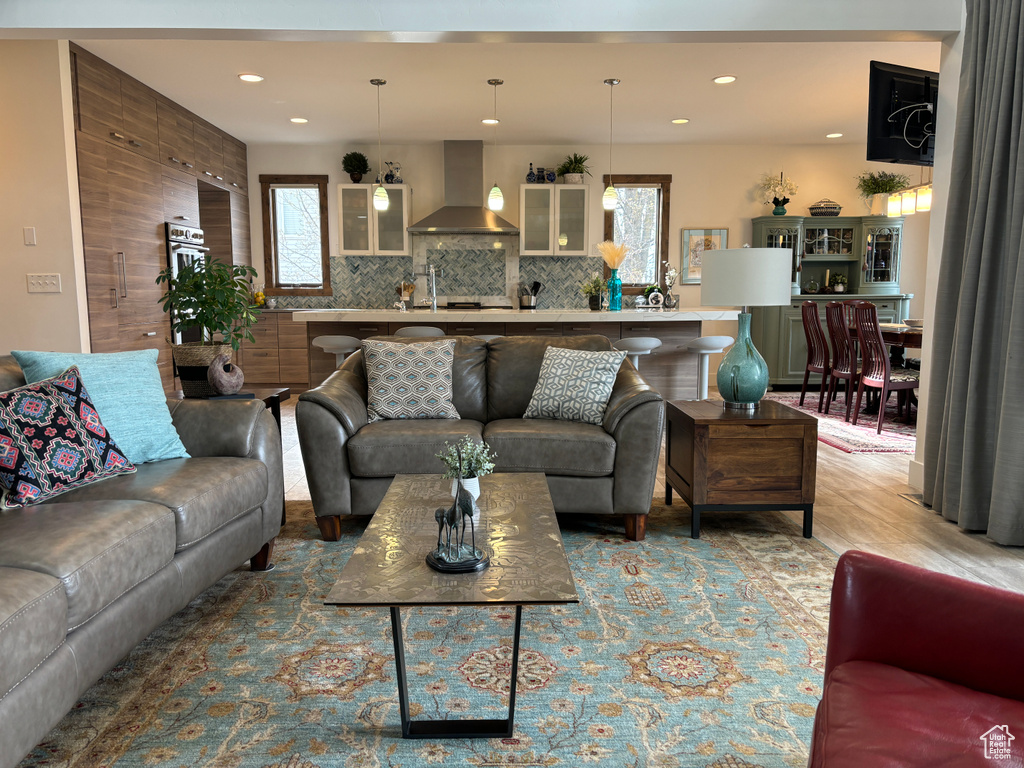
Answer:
[556,153,591,184]
[580,271,605,311]
[342,151,370,183]
[856,171,911,214]
[436,437,497,502]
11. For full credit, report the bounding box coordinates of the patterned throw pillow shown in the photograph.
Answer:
[524,346,627,425]
[363,339,461,422]
[0,366,135,509]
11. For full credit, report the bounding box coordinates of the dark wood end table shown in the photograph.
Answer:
[664,399,817,539]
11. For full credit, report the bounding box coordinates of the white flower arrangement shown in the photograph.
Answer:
[758,172,799,206]
[663,262,679,287]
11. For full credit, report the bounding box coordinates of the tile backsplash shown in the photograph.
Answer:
[272,235,626,309]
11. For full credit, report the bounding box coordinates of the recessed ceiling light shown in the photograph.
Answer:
[238,73,264,83]
[826,132,843,139]
[290,117,308,124]
[481,118,500,125]
[712,75,737,84]
[671,118,690,124]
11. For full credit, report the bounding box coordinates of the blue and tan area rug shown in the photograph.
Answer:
[22,501,838,768]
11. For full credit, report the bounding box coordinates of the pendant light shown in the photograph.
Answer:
[602,78,620,211]
[485,78,504,211]
[370,78,389,212]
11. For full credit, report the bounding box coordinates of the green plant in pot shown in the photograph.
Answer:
[556,153,591,184]
[856,170,911,214]
[156,259,260,397]
[436,437,497,502]
[580,271,605,310]
[342,151,370,183]
[829,272,849,294]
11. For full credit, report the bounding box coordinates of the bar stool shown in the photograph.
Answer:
[685,336,735,400]
[311,335,361,368]
[474,334,502,342]
[394,326,445,337]
[613,337,662,370]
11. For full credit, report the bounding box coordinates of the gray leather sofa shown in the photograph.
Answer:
[297,335,665,542]
[0,356,283,768]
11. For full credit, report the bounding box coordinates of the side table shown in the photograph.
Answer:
[664,399,817,539]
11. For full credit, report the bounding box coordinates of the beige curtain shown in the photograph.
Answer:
[923,0,1024,544]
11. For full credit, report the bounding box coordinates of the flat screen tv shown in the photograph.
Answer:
[866,60,938,166]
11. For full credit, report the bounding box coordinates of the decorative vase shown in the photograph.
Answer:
[545,169,557,183]
[869,193,888,215]
[172,342,235,398]
[526,163,537,183]
[772,204,787,215]
[663,291,678,309]
[536,167,546,183]
[348,172,363,183]
[716,313,769,409]
[384,162,395,184]
[392,163,403,184]
[607,269,622,312]
[563,173,584,184]
[451,476,481,505]
[207,353,244,395]
[588,294,602,311]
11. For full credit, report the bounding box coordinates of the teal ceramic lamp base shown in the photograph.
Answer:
[716,313,769,410]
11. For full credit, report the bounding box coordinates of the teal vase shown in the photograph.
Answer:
[772,204,787,215]
[716,313,769,410]
[607,268,622,312]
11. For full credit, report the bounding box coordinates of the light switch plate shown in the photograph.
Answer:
[23,227,36,246]
[27,273,61,293]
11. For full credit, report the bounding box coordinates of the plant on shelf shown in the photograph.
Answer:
[855,170,911,198]
[436,437,496,480]
[556,153,592,183]
[342,151,370,182]
[580,271,605,297]
[758,171,799,213]
[829,273,849,292]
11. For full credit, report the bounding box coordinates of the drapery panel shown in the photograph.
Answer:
[923,0,1024,544]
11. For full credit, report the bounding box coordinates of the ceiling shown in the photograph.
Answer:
[76,39,942,147]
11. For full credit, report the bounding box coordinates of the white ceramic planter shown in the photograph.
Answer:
[451,476,481,501]
[563,173,585,184]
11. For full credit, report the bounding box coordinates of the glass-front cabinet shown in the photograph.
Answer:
[338,183,411,255]
[519,184,590,256]
[862,218,902,292]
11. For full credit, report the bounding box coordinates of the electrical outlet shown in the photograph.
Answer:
[27,273,61,293]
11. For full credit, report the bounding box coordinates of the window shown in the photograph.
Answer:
[260,174,331,295]
[602,175,671,292]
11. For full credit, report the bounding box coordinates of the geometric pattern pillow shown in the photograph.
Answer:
[524,346,626,425]
[362,339,461,423]
[0,366,135,509]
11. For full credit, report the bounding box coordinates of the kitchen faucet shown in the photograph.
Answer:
[417,264,441,312]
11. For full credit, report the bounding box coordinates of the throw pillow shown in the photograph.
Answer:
[11,349,189,465]
[363,339,460,422]
[524,346,626,425]
[0,366,135,509]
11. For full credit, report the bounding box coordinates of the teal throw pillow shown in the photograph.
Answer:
[11,349,189,464]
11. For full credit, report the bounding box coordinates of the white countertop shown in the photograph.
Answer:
[289,308,739,323]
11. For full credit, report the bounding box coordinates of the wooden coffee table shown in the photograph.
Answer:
[325,473,579,739]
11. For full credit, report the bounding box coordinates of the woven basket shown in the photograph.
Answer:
[171,342,234,398]
[809,199,842,217]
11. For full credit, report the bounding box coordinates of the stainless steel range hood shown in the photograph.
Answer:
[407,140,518,235]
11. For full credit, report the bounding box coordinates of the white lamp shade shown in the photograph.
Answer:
[602,185,619,210]
[373,185,389,211]
[487,184,504,211]
[700,248,793,308]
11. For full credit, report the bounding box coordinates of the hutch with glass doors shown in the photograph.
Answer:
[338,183,411,255]
[749,214,912,386]
[518,184,590,256]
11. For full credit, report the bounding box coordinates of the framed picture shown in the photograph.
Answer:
[680,228,728,284]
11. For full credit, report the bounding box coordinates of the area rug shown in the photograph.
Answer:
[763,391,916,453]
[22,501,838,768]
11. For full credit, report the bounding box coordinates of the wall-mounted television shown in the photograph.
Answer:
[866,60,938,167]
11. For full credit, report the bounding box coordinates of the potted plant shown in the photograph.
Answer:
[856,170,911,214]
[156,259,260,397]
[436,437,497,501]
[829,272,849,294]
[580,271,605,310]
[342,151,370,183]
[556,153,591,184]
[758,171,799,215]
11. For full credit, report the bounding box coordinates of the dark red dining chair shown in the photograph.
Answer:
[800,301,830,412]
[851,302,920,433]
[823,301,861,422]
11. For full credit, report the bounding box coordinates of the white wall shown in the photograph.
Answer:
[0,40,88,355]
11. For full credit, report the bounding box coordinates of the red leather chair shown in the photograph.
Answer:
[809,551,1024,768]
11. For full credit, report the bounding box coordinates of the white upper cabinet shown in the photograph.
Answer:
[518,184,590,256]
[338,183,411,255]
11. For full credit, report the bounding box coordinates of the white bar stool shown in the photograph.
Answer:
[473,334,502,342]
[311,335,362,368]
[686,336,735,400]
[613,337,663,370]
[394,326,445,337]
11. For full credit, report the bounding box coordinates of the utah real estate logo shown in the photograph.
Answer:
[981,725,1015,760]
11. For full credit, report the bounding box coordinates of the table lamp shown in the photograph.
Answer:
[700,247,793,410]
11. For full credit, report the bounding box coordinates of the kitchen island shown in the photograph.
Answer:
[291,307,739,401]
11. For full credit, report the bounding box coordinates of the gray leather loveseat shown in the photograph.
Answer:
[297,335,665,542]
[0,356,283,768]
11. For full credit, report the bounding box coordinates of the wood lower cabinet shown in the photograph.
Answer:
[620,320,699,403]
[239,313,309,388]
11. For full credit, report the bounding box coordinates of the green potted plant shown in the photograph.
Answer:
[556,153,591,184]
[156,259,260,397]
[829,272,849,294]
[856,170,911,214]
[580,271,605,310]
[342,151,370,183]
[436,437,497,502]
